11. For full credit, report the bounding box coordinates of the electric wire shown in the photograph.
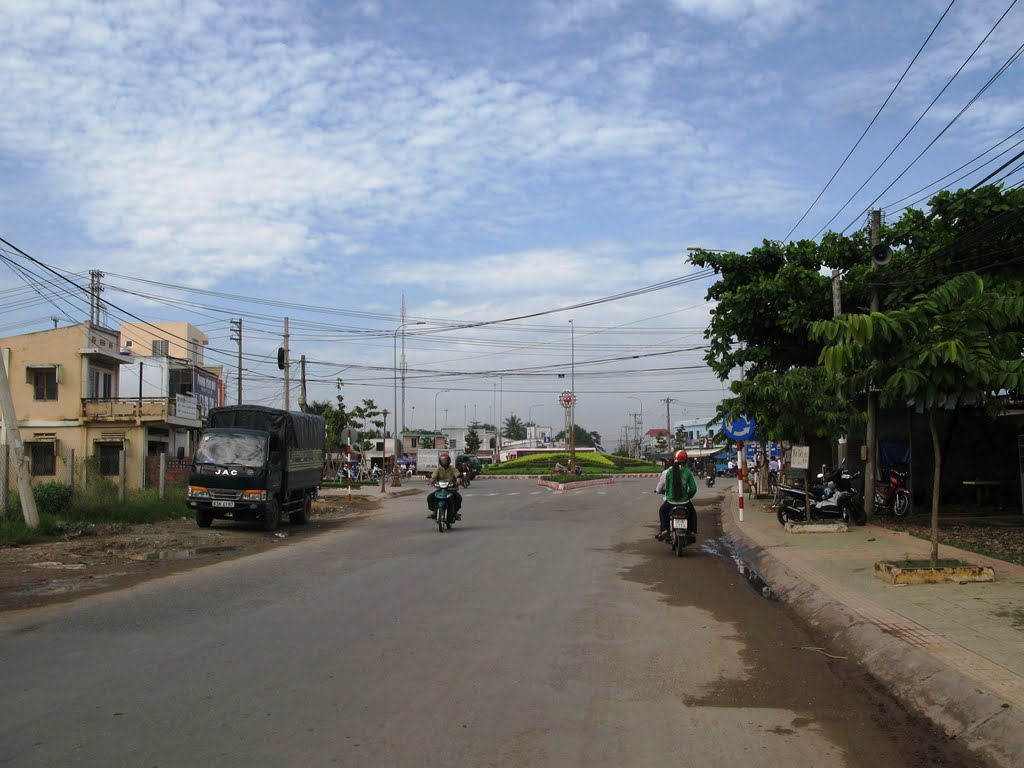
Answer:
[817,0,1020,240]
[782,0,958,242]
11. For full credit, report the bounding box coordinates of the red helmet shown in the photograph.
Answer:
[439,453,451,467]
[674,449,688,463]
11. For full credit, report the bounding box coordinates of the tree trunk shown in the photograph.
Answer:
[928,409,942,567]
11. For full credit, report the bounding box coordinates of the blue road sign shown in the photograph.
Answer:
[723,414,756,441]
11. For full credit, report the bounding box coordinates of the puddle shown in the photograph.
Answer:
[695,536,779,601]
[126,545,237,562]
[15,577,112,597]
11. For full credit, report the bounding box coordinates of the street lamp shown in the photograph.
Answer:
[434,389,450,432]
[627,396,643,458]
[393,320,426,445]
[569,319,575,470]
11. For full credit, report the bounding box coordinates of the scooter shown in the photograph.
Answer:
[777,462,865,526]
[433,480,458,532]
[705,473,716,488]
[460,469,472,488]
[660,501,697,557]
[874,466,910,518]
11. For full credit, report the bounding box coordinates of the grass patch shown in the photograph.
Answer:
[1,481,190,544]
[486,452,661,475]
[0,513,64,545]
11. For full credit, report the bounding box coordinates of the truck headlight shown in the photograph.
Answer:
[189,486,210,499]
[242,489,267,502]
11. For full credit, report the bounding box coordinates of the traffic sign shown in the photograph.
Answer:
[723,414,756,441]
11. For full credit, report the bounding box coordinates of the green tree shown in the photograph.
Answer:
[689,238,864,446]
[555,424,602,448]
[502,414,527,440]
[465,428,482,453]
[812,273,1024,565]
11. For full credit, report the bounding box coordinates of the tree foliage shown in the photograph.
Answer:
[554,424,602,448]
[812,272,1024,564]
[465,428,482,453]
[502,414,527,440]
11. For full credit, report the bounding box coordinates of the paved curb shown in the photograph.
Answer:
[536,478,616,491]
[721,500,1024,768]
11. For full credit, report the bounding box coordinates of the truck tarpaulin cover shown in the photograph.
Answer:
[207,406,325,450]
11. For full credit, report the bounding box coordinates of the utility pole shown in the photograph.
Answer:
[380,409,389,493]
[832,267,846,467]
[283,317,290,411]
[662,397,677,453]
[89,270,104,327]
[0,353,39,527]
[864,209,882,520]
[230,318,242,404]
[299,354,307,411]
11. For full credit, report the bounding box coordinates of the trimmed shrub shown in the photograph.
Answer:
[33,482,73,517]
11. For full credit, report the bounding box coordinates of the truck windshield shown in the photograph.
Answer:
[194,432,268,467]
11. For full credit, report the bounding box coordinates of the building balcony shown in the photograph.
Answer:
[82,393,202,426]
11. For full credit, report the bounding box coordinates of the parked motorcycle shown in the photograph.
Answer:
[874,466,910,518]
[433,480,458,532]
[660,501,697,557]
[776,462,866,526]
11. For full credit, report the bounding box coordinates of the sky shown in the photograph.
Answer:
[1,0,1023,448]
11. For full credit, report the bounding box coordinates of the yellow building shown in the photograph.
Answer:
[1,322,212,489]
[119,321,208,364]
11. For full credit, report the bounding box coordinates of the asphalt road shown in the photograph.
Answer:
[0,479,982,767]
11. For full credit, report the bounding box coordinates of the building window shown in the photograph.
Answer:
[32,369,58,401]
[90,369,113,399]
[29,443,56,476]
[97,443,122,476]
[411,437,419,448]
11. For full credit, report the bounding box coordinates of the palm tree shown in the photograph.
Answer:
[502,414,528,440]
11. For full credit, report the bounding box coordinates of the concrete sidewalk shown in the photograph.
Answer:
[721,488,1024,768]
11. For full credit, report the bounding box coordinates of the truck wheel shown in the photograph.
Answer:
[196,509,214,528]
[290,494,312,525]
[263,500,281,531]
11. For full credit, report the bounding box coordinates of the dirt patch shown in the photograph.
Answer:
[0,495,381,613]
[873,513,1024,565]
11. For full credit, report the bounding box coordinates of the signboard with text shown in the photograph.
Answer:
[789,445,810,470]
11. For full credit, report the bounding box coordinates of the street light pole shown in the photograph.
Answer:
[393,320,426,444]
[434,389,450,433]
[569,319,576,471]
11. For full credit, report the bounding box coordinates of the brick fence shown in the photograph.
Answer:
[145,456,192,488]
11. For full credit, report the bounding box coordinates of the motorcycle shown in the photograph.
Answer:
[874,466,911,518]
[663,501,696,557]
[705,473,716,488]
[776,462,866,526]
[460,468,472,488]
[433,480,458,532]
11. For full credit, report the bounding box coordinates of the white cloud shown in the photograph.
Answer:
[534,0,629,37]
[664,0,820,39]
[0,1,726,285]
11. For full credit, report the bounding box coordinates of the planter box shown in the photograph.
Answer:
[784,521,849,534]
[874,561,996,585]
